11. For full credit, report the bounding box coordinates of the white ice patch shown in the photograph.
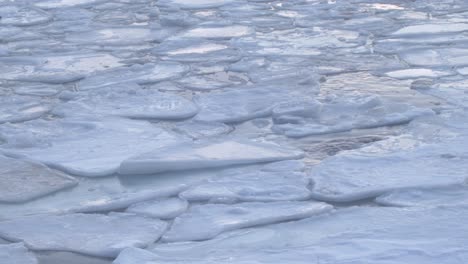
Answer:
[77,62,187,90]
[400,48,468,67]
[53,84,198,120]
[126,198,189,219]
[119,140,304,175]
[128,206,468,263]
[35,0,106,8]
[309,136,468,202]
[0,156,77,203]
[0,53,124,84]
[0,243,38,264]
[0,96,52,124]
[0,213,167,258]
[272,95,433,138]
[376,185,468,207]
[0,118,184,177]
[180,160,311,203]
[66,27,156,46]
[392,23,468,36]
[182,25,253,39]
[385,68,453,79]
[162,201,333,242]
[159,0,235,9]
[0,5,51,26]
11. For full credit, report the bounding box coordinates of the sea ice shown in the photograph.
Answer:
[172,121,233,139]
[0,243,38,264]
[0,213,167,258]
[182,25,252,39]
[69,185,187,213]
[0,96,52,124]
[392,23,468,36]
[158,0,235,9]
[309,136,468,202]
[376,185,468,207]
[53,84,198,120]
[162,201,333,242]
[179,160,311,203]
[0,117,184,177]
[193,87,312,123]
[118,206,468,263]
[0,5,51,26]
[0,156,77,203]
[126,198,188,219]
[77,62,187,90]
[119,140,304,175]
[272,95,433,138]
[400,48,468,67]
[384,68,453,79]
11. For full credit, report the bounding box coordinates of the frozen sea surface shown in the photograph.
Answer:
[1,0,468,263]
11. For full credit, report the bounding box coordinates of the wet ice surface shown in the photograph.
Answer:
[1,0,468,263]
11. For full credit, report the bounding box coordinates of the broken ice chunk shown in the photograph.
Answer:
[119,140,304,175]
[0,5,51,26]
[0,213,167,258]
[0,156,77,203]
[162,201,333,242]
[126,198,189,219]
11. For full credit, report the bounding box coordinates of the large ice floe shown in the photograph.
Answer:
[0,118,184,177]
[0,213,167,258]
[119,140,304,175]
[162,201,333,242]
[114,205,468,264]
[0,243,38,264]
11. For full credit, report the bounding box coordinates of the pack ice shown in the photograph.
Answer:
[119,140,304,175]
[0,213,167,258]
[162,201,333,242]
[115,205,468,263]
[0,118,184,177]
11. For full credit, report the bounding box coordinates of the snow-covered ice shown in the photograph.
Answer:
[0,213,167,258]
[119,140,304,175]
[0,243,38,264]
[0,155,77,203]
[126,198,188,219]
[162,201,333,242]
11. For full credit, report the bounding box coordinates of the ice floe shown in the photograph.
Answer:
[119,140,303,175]
[0,243,38,264]
[309,136,468,202]
[0,118,184,177]
[0,5,51,26]
[180,160,312,203]
[53,84,198,120]
[0,96,52,124]
[162,201,333,242]
[117,205,468,263]
[0,156,77,203]
[272,95,433,138]
[126,198,188,219]
[0,213,167,258]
